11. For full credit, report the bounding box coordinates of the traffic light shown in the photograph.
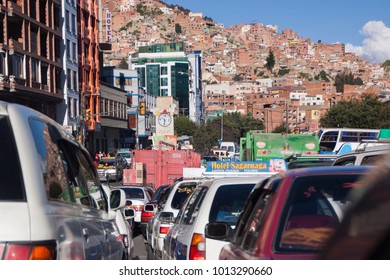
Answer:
[85,109,91,121]
[139,102,145,115]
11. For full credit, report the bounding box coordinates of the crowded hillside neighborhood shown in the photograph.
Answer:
[2,0,390,262]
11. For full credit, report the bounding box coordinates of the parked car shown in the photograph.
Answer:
[0,101,126,259]
[162,176,263,260]
[116,185,155,226]
[141,184,172,239]
[146,179,199,260]
[209,166,371,260]
[91,185,135,260]
[97,157,125,182]
[321,154,390,259]
[332,144,390,166]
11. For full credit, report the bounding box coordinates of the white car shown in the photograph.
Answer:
[0,101,127,259]
[93,185,135,260]
[117,185,154,224]
[162,176,264,260]
[146,179,199,260]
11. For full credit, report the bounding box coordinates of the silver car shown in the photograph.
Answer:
[0,101,126,259]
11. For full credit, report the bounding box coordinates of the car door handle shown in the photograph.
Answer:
[82,228,89,239]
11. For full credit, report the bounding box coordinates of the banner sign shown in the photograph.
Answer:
[205,159,287,173]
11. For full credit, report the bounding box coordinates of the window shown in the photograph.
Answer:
[176,187,207,225]
[276,174,364,253]
[0,116,25,201]
[31,59,39,82]
[71,14,76,34]
[29,120,71,203]
[66,40,70,60]
[209,183,255,226]
[171,182,197,210]
[72,42,77,62]
[67,69,72,89]
[72,70,77,90]
[65,11,70,31]
[11,54,24,78]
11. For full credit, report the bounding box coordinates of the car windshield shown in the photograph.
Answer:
[121,188,145,199]
[276,173,365,253]
[98,160,116,167]
[117,153,131,158]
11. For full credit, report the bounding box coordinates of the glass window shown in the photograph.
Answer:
[121,188,145,199]
[31,59,39,82]
[209,183,255,226]
[276,173,365,253]
[361,154,385,165]
[0,116,25,201]
[176,187,208,225]
[171,182,197,210]
[29,119,70,202]
[332,156,356,166]
[241,192,273,252]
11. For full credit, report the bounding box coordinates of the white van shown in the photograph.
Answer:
[0,101,127,259]
[219,142,238,158]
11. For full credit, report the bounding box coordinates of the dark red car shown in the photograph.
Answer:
[206,166,372,260]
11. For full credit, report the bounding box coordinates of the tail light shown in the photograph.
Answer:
[159,225,171,235]
[1,242,56,260]
[189,233,205,260]
[130,205,144,211]
[141,211,154,222]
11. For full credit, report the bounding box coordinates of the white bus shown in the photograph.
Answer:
[318,128,380,154]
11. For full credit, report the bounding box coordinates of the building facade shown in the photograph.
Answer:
[0,0,64,120]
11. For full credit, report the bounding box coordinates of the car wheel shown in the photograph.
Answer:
[147,244,155,260]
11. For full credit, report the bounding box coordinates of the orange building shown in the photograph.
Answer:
[78,0,101,145]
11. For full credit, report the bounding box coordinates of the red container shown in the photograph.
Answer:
[127,149,201,187]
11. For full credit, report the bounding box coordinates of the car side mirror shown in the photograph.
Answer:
[205,222,232,241]
[124,208,135,220]
[159,211,175,223]
[110,189,126,210]
[144,203,156,212]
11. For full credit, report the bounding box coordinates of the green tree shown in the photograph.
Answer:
[265,50,275,73]
[272,122,290,133]
[193,122,219,155]
[117,57,128,69]
[174,115,198,136]
[192,112,264,155]
[314,70,331,82]
[277,68,290,77]
[319,94,386,128]
[175,23,182,34]
[334,71,364,93]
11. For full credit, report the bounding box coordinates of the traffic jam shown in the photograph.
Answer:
[1,103,389,260]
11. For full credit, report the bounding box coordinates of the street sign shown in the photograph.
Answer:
[126,106,138,115]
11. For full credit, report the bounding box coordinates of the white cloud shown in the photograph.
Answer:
[345,21,390,63]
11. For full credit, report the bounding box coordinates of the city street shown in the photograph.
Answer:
[131,227,147,260]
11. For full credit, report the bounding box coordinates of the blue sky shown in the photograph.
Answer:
[163,0,390,63]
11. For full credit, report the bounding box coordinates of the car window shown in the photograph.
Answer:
[360,154,385,165]
[333,156,356,166]
[170,182,197,210]
[276,173,364,253]
[241,191,273,252]
[29,119,71,203]
[209,183,256,226]
[176,187,208,225]
[0,116,25,201]
[122,188,145,199]
[232,178,280,247]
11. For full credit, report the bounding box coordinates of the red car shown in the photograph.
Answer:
[206,165,372,260]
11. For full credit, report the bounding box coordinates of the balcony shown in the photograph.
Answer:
[8,38,23,54]
[7,0,22,16]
